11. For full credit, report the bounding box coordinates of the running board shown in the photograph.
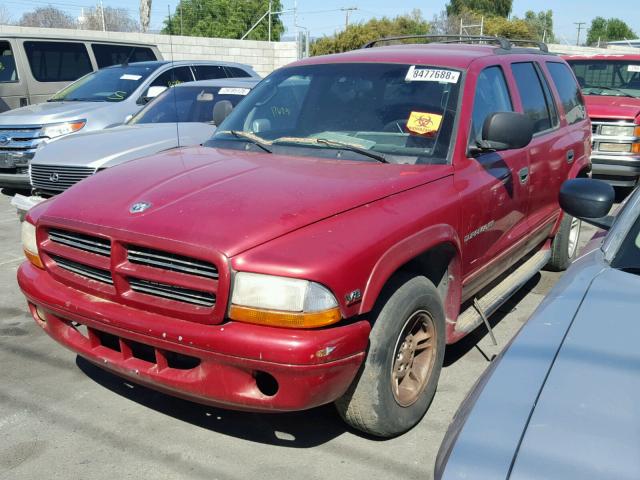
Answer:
[455,249,551,335]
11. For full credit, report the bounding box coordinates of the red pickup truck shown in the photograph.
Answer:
[18,37,590,437]
[564,54,640,187]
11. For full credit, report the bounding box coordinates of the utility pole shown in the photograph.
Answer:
[268,0,272,42]
[180,2,183,35]
[341,7,357,30]
[99,0,106,31]
[574,22,585,46]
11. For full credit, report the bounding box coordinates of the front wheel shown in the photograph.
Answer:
[335,274,445,437]
[546,213,581,271]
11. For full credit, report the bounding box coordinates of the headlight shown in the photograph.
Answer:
[599,142,632,153]
[21,221,43,269]
[599,125,635,137]
[41,120,86,139]
[229,272,341,328]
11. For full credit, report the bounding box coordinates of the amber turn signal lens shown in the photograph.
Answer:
[24,249,44,269]
[632,143,640,154]
[635,126,640,137]
[229,305,342,329]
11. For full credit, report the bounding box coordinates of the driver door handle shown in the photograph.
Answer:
[518,167,530,185]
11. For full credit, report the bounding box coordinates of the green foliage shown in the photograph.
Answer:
[162,0,284,41]
[484,16,534,39]
[310,10,430,56]
[586,17,638,45]
[446,0,512,18]
[523,10,554,42]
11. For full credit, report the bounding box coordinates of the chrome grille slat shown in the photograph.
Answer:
[30,164,96,192]
[128,247,218,279]
[52,255,113,285]
[49,229,111,256]
[129,278,215,307]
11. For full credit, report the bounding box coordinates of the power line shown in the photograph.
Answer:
[340,6,357,30]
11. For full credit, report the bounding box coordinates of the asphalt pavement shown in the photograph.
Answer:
[0,192,598,480]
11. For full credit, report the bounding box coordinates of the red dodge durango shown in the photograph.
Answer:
[18,36,590,437]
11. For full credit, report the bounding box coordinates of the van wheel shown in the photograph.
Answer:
[335,274,445,438]
[546,213,581,271]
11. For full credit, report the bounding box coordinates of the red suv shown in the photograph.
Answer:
[564,54,640,188]
[18,36,590,437]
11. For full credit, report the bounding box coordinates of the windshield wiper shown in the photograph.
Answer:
[315,138,388,163]
[229,130,272,153]
[584,86,637,98]
[272,136,388,163]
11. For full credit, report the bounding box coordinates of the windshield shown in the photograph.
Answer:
[129,85,252,124]
[207,63,462,164]
[567,60,640,98]
[49,64,158,102]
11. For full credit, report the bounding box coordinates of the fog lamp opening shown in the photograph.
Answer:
[255,371,279,397]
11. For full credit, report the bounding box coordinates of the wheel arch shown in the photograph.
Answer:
[359,224,463,326]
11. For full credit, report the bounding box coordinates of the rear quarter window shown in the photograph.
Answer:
[24,41,92,82]
[91,44,157,68]
[547,62,587,125]
[225,66,251,78]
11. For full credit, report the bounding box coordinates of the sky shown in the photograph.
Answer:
[2,0,640,45]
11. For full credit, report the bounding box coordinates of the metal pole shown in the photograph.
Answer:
[100,0,106,31]
[180,2,183,35]
[574,22,585,46]
[268,0,272,42]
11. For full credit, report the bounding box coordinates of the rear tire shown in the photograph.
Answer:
[546,213,581,271]
[335,274,445,438]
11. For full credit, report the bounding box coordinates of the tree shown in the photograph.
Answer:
[586,17,638,45]
[18,6,76,29]
[524,10,554,43]
[0,6,12,25]
[140,0,152,33]
[162,0,284,41]
[446,0,512,18]
[431,8,539,40]
[483,16,533,39]
[311,10,430,56]
[81,6,139,32]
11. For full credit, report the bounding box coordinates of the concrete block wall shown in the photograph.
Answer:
[548,43,639,55]
[0,25,299,76]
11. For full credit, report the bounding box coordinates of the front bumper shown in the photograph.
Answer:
[590,154,640,187]
[18,262,370,412]
[0,172,29,189]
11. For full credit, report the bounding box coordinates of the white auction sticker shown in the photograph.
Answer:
[120,74,142,80]
[406,66,460,83]
[628,65,640,72]
[218,87,251,95]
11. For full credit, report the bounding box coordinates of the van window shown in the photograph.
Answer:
[547,62,587,125]
[471,66,513,143]
[193,65,227,80]
[24,41,92,82]
[91,44,156,69]
[511,62,555,134]
[225,66,251,78]
[0,41,18,82]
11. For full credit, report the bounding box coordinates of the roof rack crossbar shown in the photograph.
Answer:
[362,34,548,53]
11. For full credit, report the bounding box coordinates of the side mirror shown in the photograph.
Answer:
[142,85,167,103]
[478,112,534,153]
[559,178,615,230]
[212,100,234,126]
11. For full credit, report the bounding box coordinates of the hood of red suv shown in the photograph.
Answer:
[584,95,640,122]
[38,146,451,257]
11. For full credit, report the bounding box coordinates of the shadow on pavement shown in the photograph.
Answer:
[76,356,353,448]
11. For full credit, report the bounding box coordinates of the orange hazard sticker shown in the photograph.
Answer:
[406,111,442,135]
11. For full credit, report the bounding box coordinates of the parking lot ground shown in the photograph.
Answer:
[0,192,598,480]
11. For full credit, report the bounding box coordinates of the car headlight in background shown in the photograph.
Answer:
[21,221,43,269]
[41,120,86,139]
[599,142,632,153]
[599,125,638,137]
[229,272,341,328]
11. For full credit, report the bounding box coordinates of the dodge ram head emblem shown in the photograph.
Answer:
[0,135,9,145]
[129,201,151,214]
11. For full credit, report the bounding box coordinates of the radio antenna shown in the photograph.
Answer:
[168,4,180,149]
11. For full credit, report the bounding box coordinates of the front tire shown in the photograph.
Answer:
[335,274,445,438]
[546,213,581,271]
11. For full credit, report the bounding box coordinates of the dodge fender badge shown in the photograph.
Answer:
[130,201,152,214]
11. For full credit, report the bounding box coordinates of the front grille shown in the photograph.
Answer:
[591,123,599,135]
[49,229,111,256]
[30,164,96,192]
[128,278,215,307]
[0,126,45,156]
[51,255,113,284]
[128,246,218,279]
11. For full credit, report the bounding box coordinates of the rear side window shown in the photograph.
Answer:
[511,62,556,134]
[24,41,92,82]
[547,62,587,125]
[0,41,18,82]
[225,66,251,78]
[91,44,156,68]
[470,66,513,143]
[193,65,226,80]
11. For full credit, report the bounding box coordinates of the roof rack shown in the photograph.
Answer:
[362,35,548,53]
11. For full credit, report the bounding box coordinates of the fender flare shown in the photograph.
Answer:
[358,223,463,320]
